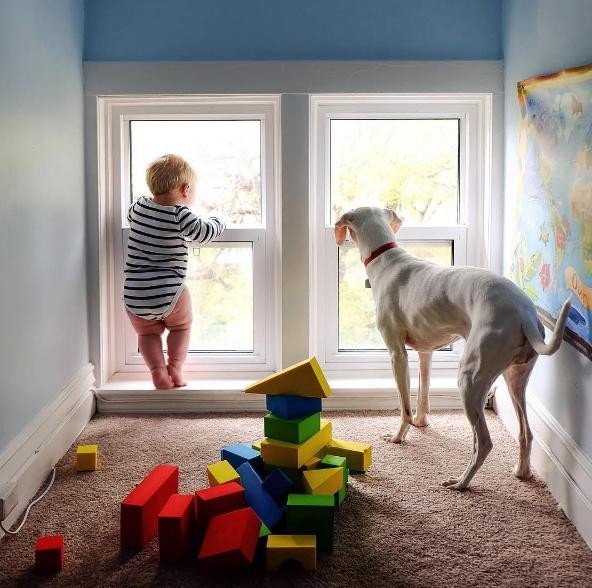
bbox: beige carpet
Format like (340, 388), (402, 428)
(1, 410), (591, 587)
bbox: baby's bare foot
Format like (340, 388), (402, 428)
(151, 367), (174, 390)
(167, 364), (187, 387)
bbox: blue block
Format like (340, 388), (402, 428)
(221, 443), (263, 471)
(237, 462), (284, 530)
(266, 395), (323, 420)
(262, 468), (294, 503)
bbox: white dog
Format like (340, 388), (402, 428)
(335, 207), (571, 490)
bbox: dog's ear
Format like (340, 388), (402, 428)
(385, 208), (403, 234)
(334, 211), (353, 245)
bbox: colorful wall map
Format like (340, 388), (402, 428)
(512, 63), (592, 360)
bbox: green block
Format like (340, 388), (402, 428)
(320, 455), (348, 505)
(264, 411), (321, 444)
(259, 522), (272, 538)
(335, 486), (346, 506)
(287, 494), (334, 508)
(286, 493), (335, 552)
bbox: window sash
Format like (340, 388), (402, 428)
(310, 94), (491, 373)
(118, 228), (268, 368)
(101, 96), (281, 377)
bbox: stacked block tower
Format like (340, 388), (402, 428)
(240, 356), (373, 564)
(117, 356), (372, 574)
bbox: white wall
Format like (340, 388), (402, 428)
(0, 1), (89, 453)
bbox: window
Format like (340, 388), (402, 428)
(99, 96), (280, 378)
(310, 95), (492, 372)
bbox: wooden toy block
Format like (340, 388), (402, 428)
(194, 481), (246, 530)
(323, 438), (372, 472)
(221, 443), (263, 471)
(158, 494), (195, 564)
(286, 494), (335, 552)
(207, 460), (240, 487)
(260, 419), (332, 469)
(266, 395), (323, 420)
(34, 535), (64, 574)
(320, 455), (348, 506)
(121, 464), (179, 551)
(262, 468), (294, 502)
(76, 444), (98, 472)
(267, 535), (317, 571)
(256, 522), (272, 562)
(302, 456), (322, 470)
(237, 462), (284, 530)
(244, 356), (332, 398)
(263, 463), (302, 489)
(264, 411), (321, 444)
(198, 507), (261, 568)
(302, 467), (344, 496)
(252, 439), (263, 451)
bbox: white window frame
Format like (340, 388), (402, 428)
(309, 94), (492, 375)
(97, 95), (281, 382)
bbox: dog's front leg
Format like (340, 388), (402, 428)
(413, 351), (432, 427)
(383, 346), (412, 443)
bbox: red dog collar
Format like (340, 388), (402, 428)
(363, 242), (398, 266)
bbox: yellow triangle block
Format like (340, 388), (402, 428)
(244, 356), (331, 398)
(260, 420), (332, 469)
(303, 467), (344, 495)
(207, 460), (240, 486)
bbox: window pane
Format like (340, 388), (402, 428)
(186, 244), (253, 352)
(130, 120), (261, 226)
(338, 241), (452, 351)
(330, 119), (459, 226)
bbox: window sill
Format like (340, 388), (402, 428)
(95, 374), (461, 413)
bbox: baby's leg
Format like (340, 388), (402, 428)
(127, 312), (174, 389)
(164, 290), (193, 387)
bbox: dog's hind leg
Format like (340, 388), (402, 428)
(503, 356), (537, 479)
(413, 351), (432, 427)
(443, 342), (496, 490)
(382, 344), (413, 443)
(442, 377), (493, 491)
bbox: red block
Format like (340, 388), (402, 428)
(35, 534), (64, 574)
(121, 464), (179, 550)
(194, 481), (245, 532)
(158, 494), (195, 564)
(198, 507), (261, 568)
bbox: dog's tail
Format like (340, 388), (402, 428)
(521, 298), (571, 356)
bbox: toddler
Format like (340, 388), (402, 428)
(124, 154), (225, 389)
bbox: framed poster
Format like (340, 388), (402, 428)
(513, 63), (592, 360)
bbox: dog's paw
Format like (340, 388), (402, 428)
(513, 464), (533, 480)
(382, 432), (404, 444)
(445, 482), (469, 491)
(412, 415), (429, 427)
(442, 478), (469, 491)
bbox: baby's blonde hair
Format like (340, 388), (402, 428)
(146, 154), (196, 195)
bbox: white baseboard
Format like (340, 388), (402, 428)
(0, 363), (96, 540)
(493, 380), (592, 549)
(96, 375), (462, 413)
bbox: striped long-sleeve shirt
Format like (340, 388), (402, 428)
(124, 196), (225, 320)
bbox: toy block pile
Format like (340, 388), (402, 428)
(115, 357), (371, 574)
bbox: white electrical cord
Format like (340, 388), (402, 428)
(0, 467), (56, 536)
